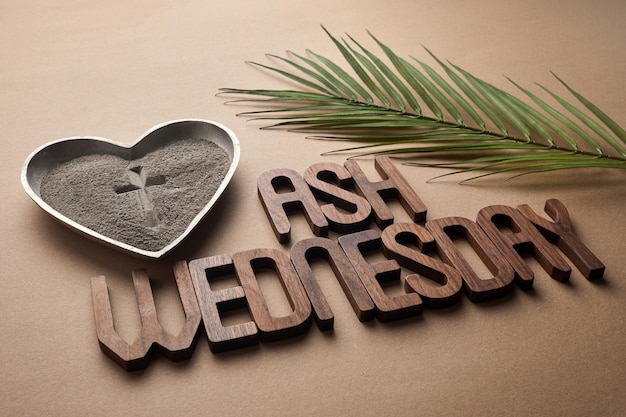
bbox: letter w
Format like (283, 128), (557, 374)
(90, 261), (201, 371)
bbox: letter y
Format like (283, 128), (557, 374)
(518, 199), (605, 280)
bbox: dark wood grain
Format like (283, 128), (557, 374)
(303, 162), (372, 233)
(518, 199), (605, 280)
(290, 237), (376, 330)
(426, 217), (515, 302)
(188, 254), (259, 353)
(232, 248), (312, 341)
(477, 205), (572, 286)
(257, 168), (329, 243)
(90, 261), (201, 371)
(381, 222), (462, 308)
(338, 229), (423, 321)
(344, 156), (427, 229)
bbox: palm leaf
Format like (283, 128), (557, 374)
(219, 27), (626, 182)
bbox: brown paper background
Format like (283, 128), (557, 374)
(2, 1), (625, 416)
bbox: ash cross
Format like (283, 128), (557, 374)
(114, 166), (166, 227)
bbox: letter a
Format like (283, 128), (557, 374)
(258, 168), (329, 243)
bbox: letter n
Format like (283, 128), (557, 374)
(290, 237), (376, 330)
(90, 261), (201, 371)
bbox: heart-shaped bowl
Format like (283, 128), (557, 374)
(21, 119), (240, 259)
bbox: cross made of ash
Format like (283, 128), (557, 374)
(114, 166), (166, 228)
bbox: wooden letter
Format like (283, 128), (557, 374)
(90, 261), (201, 371)
(338, 229), (423, 321)
(381, 223), (462, 308)
(290, 237), (376, 330)
(257, 168), (329, 243)
(344, 155), (427, 228)
(426, 217), (515, 302)
(303, 162), (372, 233)
(188, 254), (258, 353)
(477, 205), (571, 286)
(517, 199), (605, 280)
(232, 248), (312, 341)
